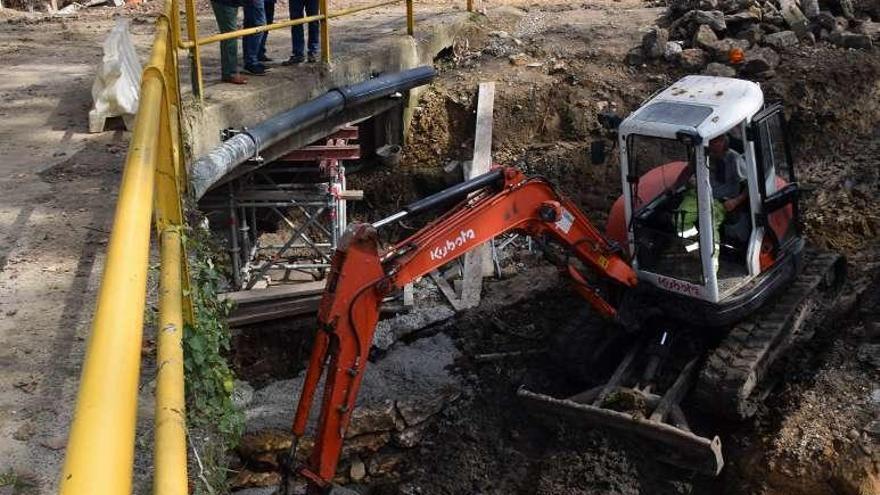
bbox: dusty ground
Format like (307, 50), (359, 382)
(0, 8), (158, 493)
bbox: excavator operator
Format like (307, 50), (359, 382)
(677, 134), (750, 271)
(707, 135), (748, 212)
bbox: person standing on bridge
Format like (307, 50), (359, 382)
(243, 0), (271, 75)
(258, 0), (276, 63)
(211, 0), (247, 84)
(283, 0), (319, 65)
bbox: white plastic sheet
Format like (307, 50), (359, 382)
(89, 18), (141, 133)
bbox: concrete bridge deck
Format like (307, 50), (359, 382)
(184, 6), (475, 162)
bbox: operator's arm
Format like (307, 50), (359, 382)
(723, 151), (748, 212)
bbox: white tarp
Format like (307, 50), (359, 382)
(89, 18), (141, 133)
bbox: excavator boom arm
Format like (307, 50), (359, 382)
(288, 167), (638, 491)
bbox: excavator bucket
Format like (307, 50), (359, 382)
(518, 350), (724, 476)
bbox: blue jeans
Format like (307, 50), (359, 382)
(260, 0), (275, 59)
(289, 0), (319, 57)
(243, 0), (267, 68)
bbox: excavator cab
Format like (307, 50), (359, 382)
(605, 75), (802, 326)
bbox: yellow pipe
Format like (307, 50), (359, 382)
(184, 14), (326, 47)
(467, 0), (473, 11)
(58, 18), (169, 495)
(59, 74), (162, 495)
(181, 0), (404, 49)
(183, 0), (203, 98)
(153, 229), (187, 495)
(319, 0), (330, 64)
(405, 0), (414, 36)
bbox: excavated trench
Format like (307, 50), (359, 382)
(224, 6), (880, 494)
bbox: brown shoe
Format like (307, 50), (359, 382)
(222, 74), (248, 85)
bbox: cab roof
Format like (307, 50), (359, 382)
(619, 75), (764, 141)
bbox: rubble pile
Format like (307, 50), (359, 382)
(230, 334), (463, 491)
(628, 0), (880, 77)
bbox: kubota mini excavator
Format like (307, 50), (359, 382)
(281, 76), (845, 493)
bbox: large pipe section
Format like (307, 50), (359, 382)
(190, 65), (436, 200)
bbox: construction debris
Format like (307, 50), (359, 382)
(238, 334), (462, 482)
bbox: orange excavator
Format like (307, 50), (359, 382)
(284, 166), (638, 491)
(281, 76), (845, 492)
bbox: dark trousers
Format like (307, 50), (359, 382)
(211, 1), (240, 78)
(261, 1), (275, 59)
(289, 0), (319, 57)
(242, 0), (267, 68)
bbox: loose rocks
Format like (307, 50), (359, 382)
(631, 0), (878, 74)
(681, 48), (710, 69)
(642, 27), (670, 59)
(704, 61), (738, 76)
(763, 30), (800, 49)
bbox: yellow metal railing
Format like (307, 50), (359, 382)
(176, 0), (475, 98)
(59, 0), (474, 493)
(58, 0), (192, 493)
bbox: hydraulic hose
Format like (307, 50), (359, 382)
(372, 168), (505, 228)
(190, 65), (436, 200)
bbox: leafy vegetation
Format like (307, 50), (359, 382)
(181, 219), (243, 494)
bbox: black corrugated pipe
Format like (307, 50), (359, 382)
(190, 65), (436, 199)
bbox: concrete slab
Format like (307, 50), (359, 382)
(181, 8), (476, 164)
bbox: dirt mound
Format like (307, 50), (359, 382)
(763, 47), (880, 154)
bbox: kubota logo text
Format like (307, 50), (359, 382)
(429, 229), (476, 261)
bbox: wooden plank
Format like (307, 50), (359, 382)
(337, 190), (364, 201)
(459, 82), (497, 307)
(219, 280), (326, 306)
(227, 295), (322, 326)
(472, 82), (495, 174)
(429, 270), (464, 311)
(475, 82), (497, 278)
(458, 247), (484, 309)
(403, 283), (414, 307)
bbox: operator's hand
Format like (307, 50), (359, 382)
(724, 192), (747, 212)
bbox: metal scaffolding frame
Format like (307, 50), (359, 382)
(208, 126), (360, 290)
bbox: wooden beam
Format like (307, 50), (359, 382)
(336, 190), (364, 201)
(219, 280), (326, 306)
(472, 82), (495, 173)
(430, 270), (465, 311)
(459, 82), (496, 308)
(226, 295), (322, 326)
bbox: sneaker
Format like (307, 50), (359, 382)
(243, 64), (270, 76)
(307, 52), (318, 63)
(283, 55), (305, 65)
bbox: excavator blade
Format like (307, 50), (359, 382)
(518, 387), (724, 475)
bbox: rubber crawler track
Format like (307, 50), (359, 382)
(694, 250), (845, 421)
